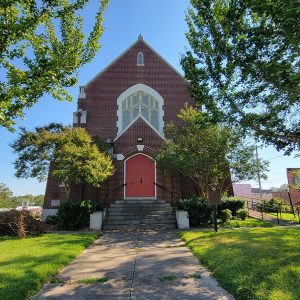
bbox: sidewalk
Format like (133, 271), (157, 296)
(32, 231), (233, 300)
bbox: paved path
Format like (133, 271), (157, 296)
(32, 231), (233, 300)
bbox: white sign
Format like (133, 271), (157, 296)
(51, 199), (60, 207)
(22, 201), (29, 209)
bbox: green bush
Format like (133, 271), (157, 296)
(218, 197), (245, 216)
(220, 209), (232, 223)
(177, 196), (214, 226)
(256, 198), (291, 213)
(57, 200), (97, 230)
(45, 215), (59, 225)
(236, 209), (247, 220)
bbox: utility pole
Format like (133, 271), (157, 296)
(256, 146), (263, 201)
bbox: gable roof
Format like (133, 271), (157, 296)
(84, 35), (187, 87)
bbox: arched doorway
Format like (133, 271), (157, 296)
(125, 154), (156, 198)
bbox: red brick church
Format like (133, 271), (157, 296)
(42, 35), (197, 226)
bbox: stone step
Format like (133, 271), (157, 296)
(104, 214), (175, 221)
(115, 199), (165, 204)
(110, 203), (170, 208)
(108, 207), (173, 212)
(102, 223), (176, 230)
(102, 198), (176, 230)
(104, 218), (176, 225)
(108, 210), (174, 216)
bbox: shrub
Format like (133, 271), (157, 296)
(45, 215), (59, 225)
(57, 200), (97, 230)
(218, 197), (245, 216)
(0, 210), (45, 237)
(236, 209), (247, 220)
(177, 196), (214, 226)
(256, 198), (291, 213)
(220, 209), (232, 223)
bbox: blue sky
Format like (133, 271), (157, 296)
(0, 0), (299, 196)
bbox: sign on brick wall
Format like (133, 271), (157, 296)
(51, 199), (60, 207)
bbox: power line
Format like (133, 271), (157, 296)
(266, 154), (285, 161)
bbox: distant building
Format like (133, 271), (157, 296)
(233, 168), (300, 206)
(233, 184), (272, 201)
(286, 168), (300, 205)
(232, 184), (251, 198)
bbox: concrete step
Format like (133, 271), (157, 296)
(108, 207), (173, 213)
(107, 211), (174, 219)
(110, 203), (171, 209)
(103, 198), (176, 230)
(115, 199), (165, 204)
(104, 218), (176, 225)
(104, 214), (175, 221)
(102, 223), (176, 230)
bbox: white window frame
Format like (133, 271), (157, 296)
(116, 84), (165, 139)
(137, 52), (144, 66)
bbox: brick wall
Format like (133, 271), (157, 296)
(43, 38), (197, 209)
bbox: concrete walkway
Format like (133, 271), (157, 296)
(32, 231), (233, 300)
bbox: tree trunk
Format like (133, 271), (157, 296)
(64, 183), (71, 201)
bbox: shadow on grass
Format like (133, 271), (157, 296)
(180, 227), (300, 300)
(0, 234), (97, 300)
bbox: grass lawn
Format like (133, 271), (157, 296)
(0, 233), (97, 300)
(267, 212), (300, 224)
(219, 218), (274, 228)
(180, 227), (300, 300)
(193, 217), (274, 230)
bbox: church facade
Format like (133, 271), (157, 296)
(42, 36), (197, 218)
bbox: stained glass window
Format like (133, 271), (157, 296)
(122, 91), (159, 130)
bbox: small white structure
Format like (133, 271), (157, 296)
(90, 211), (103, 230)
(176, 210), (189, 229)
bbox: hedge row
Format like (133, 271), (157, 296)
(177, 196), (246, 226)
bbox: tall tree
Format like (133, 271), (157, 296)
(0, 0), (108, 130)
(0, 183), (13, 208)
(11, 124), (114, 200)
(156, 107), (268, 198)
(181, 0), (300, 154)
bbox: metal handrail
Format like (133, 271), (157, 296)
(154, 182), (180, 208)
(104, 183), (126, 220)
(246, 200), (300, 224)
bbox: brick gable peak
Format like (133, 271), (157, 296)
(114, 116), (166, 143)
(84, 35), (187, 88)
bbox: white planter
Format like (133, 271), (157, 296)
(176, 210), (189, 229)
(90, 211), (103, 230)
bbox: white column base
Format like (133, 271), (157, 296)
(176, 210), (189, 229)
(90, 211), (103, 230)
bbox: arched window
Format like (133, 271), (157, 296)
(116, 84), (165, 138)
(137, 52), (144, 65)
(122, 91), (159, 130)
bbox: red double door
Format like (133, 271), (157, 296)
(125, 154), (155, 197)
